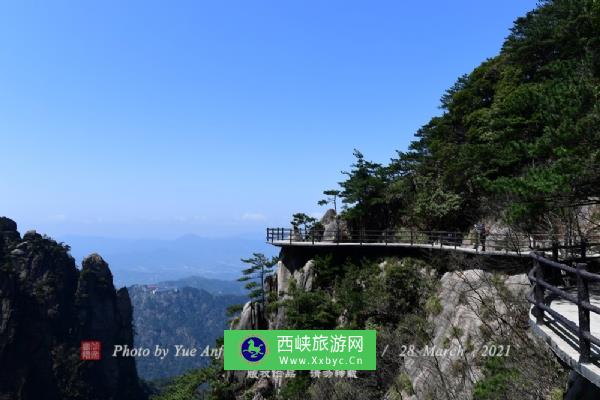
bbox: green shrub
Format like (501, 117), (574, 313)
(425, 295), (443, 316)
(312, 254), (344, 289)
(473, 357), (519, 400)
(282, 281), (340, 329)
(277, 372), (311, 400)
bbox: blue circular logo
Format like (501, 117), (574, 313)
(241, 336), (266, 362)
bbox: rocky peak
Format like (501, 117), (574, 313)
(320, 209), (337, 225)
(22, 230), (42, 241)
(0, 216), (20, 248)
(0, 218), (146, 400)
(83, 253), (109, 270)
(0, 217), (17, 232)
(318, 209), (350, 242)
(82, 253), (114, 281)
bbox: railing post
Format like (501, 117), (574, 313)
(548, 240), (562, 285)
(311, 229), (314, 245)
(384, 230), (388, 245)
(576, 262), (591, 363)
(581, 239), (587, 262)
(410, 230), (413, 245)
(532, 254), (545, 324)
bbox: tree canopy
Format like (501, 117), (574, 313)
(329, 0), (600, 232)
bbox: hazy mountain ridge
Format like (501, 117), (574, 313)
(61, 234), (277, 286)
(156, 275), (246, 295)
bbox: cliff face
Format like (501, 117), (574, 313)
(0, 217), (145, 400)
(230, 245), (570, 400)
(393, 269), (535, 399)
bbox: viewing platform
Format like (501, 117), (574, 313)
(266, 227), (600, 260)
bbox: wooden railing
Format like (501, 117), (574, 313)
(267, 227), (600, 257)
(528, 251), (600, 362)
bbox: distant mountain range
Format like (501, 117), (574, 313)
(129, 283), (246, 380)
(157, 275), (246, 296)
(60, 234), (278, 287)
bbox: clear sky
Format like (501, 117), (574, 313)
(0, 0), (539, 239)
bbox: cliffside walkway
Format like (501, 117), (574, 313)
(528, 251), (600, 388)
(267, 227), (600, 259)
(267, 227), (600, 387)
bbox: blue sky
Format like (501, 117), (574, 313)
(0, 0), (539, 239)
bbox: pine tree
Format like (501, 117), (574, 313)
(291, 213), (317, 232)
(318, 190), (341, 214)
(238, 253), (278, 312)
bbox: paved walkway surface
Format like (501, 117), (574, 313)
(529, 288), (600, 388)
(269, 239), (531, 258)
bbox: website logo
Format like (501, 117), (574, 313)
(225, 330), (376, 370)
(241, 336), (266, 362)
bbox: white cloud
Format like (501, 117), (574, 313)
(241, 212), (267, 221)
(47, 214), (67, 222)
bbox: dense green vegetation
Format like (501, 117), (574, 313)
(325, 0), (600, 233)
(277, 256), (436, 399)
(281, 256), (433, 332)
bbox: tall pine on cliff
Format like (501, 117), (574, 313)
(337, 0), (600, 232)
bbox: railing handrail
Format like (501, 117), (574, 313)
(529, 252), (600, 363)
(267, 227), (600, 238)
(266, 227), (600, 257)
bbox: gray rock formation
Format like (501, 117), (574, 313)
(0, 217), (146, 400)
(395, 270), (531, 400)
(271, 258), (315, 329)
(234, 301), (266, 330)
(276, 259), (314, 296)
(320, 209), (350, 242)
(0, 216), (20, 250)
